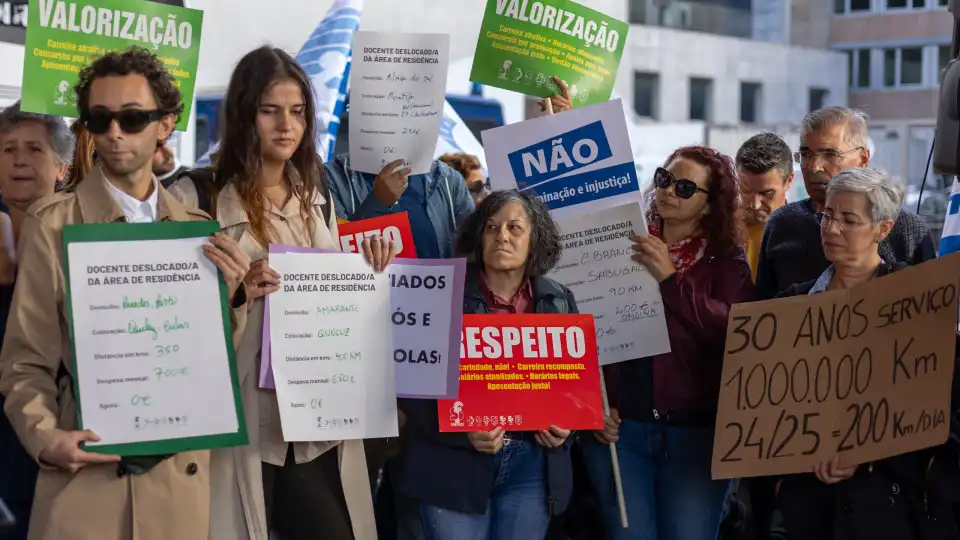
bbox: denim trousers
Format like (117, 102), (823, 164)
(419, 439), (550, 540)
(581, 419), (727, 540)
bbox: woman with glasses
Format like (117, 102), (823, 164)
(166, 47), (394, 540)
(749, 167), (960, 540)
(581, 146), (755, 540)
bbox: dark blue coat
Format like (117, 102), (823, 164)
(393, 265), (577, 515)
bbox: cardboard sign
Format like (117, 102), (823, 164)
(482, 99), (639, 216)
(712, 255), (960, 480)
(469, 0), (627, 108)
(337, 213), (418, 259)
(438, 314), (604, 432)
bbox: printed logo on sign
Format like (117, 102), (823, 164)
(507, 121), (612, 190)
(450, 401), (464, 427)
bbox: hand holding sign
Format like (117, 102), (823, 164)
(630, 235), (676, 283)
(469, 426), (505, 455)
(245, 259), (282, 301)
(539, 77), (573, 114)
(202, 233), (252, 303)
(374, 159), (413, 207)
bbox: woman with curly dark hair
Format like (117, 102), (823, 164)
(393, 190), (578, 540)
(581, 146), (755, 540)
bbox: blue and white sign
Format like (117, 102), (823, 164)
(483, 99), (639, 214)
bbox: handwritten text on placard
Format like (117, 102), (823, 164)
(711, 255), (960, 479)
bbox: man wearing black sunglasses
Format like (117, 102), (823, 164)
(0, 48), (251, 540)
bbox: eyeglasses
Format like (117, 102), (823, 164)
(816, 212), (867, 233)
(654, 167), (710, 199)
(81, 108), (167, 135)
(794, 147), (862, 166)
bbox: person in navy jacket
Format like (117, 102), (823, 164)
(394, 190), (578, 540)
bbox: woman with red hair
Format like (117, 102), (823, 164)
(581, 146), (755, 540)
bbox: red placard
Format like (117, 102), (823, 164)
(337, 213), (418, 259)
(438, 314), (604, 432)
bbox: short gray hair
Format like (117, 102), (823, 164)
(0, 101), (75, 165)
(801, 106), (869, 150)
(827, 167), (903, 223)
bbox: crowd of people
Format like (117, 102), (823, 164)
(0, 43), (959, 540)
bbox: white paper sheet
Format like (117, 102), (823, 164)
(67, 237), (240, 446)
(548, 202), (672, 365)
(349, 31), (451, 175)
(268, 252), (398, 441)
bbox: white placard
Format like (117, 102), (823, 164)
(67, 237), (240, 446)
(482, 99), (641, 219)
(268, 252), (398, 441)
(349, 31), (451, 175)
(549, 202), (671, 365)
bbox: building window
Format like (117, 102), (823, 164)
(848, 49), (871, 89)
(836, 0), (873, 13)
(633, 71), (659, 119)
(885, 0), (928, 8)
(886, 0), (907, 7)
(940, 44), (952, 77)
(883, 47), (924, 87)
(740, 82), (762, 123)
(901, 47), (923, 84)
(809, 88), (829, 112)
(689, 77), (713, 121)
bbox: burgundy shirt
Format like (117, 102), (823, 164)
(478, 271), (534, 314)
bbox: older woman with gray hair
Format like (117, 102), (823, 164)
(753, 168), (960, 540)
(394, 189), (578, 540)
(0, 100), (74, 540)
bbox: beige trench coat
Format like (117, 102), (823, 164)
(0, 169), (248, 540)
(167, 178), (377, 540)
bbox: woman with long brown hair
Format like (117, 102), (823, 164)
(167, 46), (394, 540)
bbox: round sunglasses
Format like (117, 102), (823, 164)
(81, 108), (167, 135)
(654, 167), (711, 199)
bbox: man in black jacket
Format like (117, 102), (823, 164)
(755, 107), (936, 301)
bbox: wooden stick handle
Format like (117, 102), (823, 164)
(599, 368), (628, 528)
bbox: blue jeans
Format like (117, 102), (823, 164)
(419, 439), (550, 540)
(581, 419), (727, 540)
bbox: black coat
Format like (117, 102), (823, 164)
(392, 265), (578, 516)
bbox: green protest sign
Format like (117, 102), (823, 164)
(21, 0), (203, 131)
(470, 0), (627, 108)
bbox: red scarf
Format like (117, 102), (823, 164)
(648, 220), (707, 275)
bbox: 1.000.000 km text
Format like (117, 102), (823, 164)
(723, 347), (874, 411)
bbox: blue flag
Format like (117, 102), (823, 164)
(940, 178), (960, 255)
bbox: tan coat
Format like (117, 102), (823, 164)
(0, 168), (248, 540)
(167, 177), (377, 540)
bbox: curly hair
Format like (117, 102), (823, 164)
(74, 47), (184, 122)
(455, 190), (562, 277)
(214, 46), (326, 248)
(439, 153), (482, 179)
(645, 145), (745, 255)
